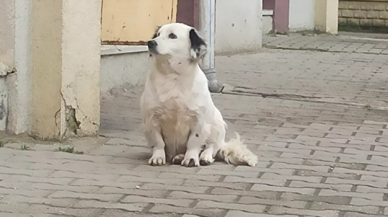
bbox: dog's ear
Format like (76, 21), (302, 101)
(189, 29), (207, 59)
(152, 26), (161, 39)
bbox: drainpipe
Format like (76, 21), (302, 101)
(198, 0), (223, 93)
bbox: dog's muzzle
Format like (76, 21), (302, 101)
(147, 40), (157, 53)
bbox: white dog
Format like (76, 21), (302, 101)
(140, 23), (258, 167)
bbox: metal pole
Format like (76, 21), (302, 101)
(199, 0), (223, 93)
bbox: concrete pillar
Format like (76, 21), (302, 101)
(30, 0), (101, 140)
(198, 0), (223, 93)
(6, 0), (32, 134)
(315, 0), (339, 34)
(0, 0), (14, 131)
(0, 0), (32, 133)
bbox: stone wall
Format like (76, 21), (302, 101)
(339, 0), (388, 27)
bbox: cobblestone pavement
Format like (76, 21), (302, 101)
(264, 32), (388, 55)
(2, 33), (388, 217)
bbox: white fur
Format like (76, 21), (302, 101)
(140, 23), (258, 167)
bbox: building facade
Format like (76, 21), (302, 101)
(0, 0), (263, 140)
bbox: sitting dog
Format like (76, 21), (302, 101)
(140, 23), (258, 167)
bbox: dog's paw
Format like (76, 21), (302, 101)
(199, 150), (215, 166)
(172, 154), (185, 165)
(148, 151), (166, 166)
(181, 157), (200, 167)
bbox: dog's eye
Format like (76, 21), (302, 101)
(157, 33), (160, 37)
(168, 33), (177, 39)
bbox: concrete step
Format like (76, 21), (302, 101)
(263, 9), (273, 35)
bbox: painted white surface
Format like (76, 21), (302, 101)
(6, 0), (32, 133)
(0, 0), (15, 76)
(0, 0), (14, 130)
(315, 0), (338, 34)
(215, 0), (262, 53)
(289, 0), (315, 31)
(262, 11), (273, 35)
(100, 49), (149, 95)
(0, 0), (32, 132)
(61, 0), (101, 135)
(198, 0), (215, 70)
(0, 78), (7, 130)
(263, 9), (273, 16)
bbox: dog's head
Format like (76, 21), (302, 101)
(147, 23), (207, 61)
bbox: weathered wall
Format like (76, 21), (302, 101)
(289, 0), (316, 31)
(100, 47), (149, 95)
(339, 0), (388, 27)
(31, 0), (63, 138)
(31, 0), (101, 139)
(7, 0), (32, 134)
(0, 79), (7, 130)
(0, 0), (32, 133)
(0, 0), (14, 131)
(61, 0), (101, 136)
(0, 0), (15, 76)
(215, 0), (262, 54)
(315, 0), (339, 34)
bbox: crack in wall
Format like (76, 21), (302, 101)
(0, 67), (16, 78)
(56, 91), (81, 139)
(0, 97), (5, 121)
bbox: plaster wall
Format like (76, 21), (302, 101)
(215, 0), (263, 54)
(289, 0), (315, 31)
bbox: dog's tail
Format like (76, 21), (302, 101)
(217, 133), (258, 167)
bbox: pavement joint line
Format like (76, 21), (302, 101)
(222, 91), (388, 111)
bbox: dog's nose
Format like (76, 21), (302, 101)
(147, 40), (157, 49)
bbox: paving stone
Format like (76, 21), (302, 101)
(26, 204), (103, 216)
(343, 212), (383, 217)
(310, 201), (379, 215)
(225, 211), (298, 217)
(239, 196), (307, 209)
(121, 195), (193, 207)
(251, 184), (316, 195)
(281, 193), (351, 205)
(195, 200), (266, 213)
(269, 206), (339, 217)
(73, 201), (148, 212)
(168, 191), (237, 203)
(3, 33), (388, 217)
(48, 191), (122, 202)
(102, 210), (179, 217)
(97, 186), (168, 197)
(288, 180), (352, 191)
(319, 190), (384, 201)
(149, 204), (224, 216)
(141, 183), (209, 194)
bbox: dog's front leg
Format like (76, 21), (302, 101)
(145, 126), (166, 166)
(181, 124), (209, 167)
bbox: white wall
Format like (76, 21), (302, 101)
(100, 46), (149, 95)
(0, 79), (7, 130)
(0, 0), (32, 132)
(215, 0), (262, 54)
(8, 0), (32, 134)
(0, 0), (15, 131)
(0, 0), (15, 76)
(289, 0), (315, 31)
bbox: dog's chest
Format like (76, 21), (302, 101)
(154, 98), (197, 126)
